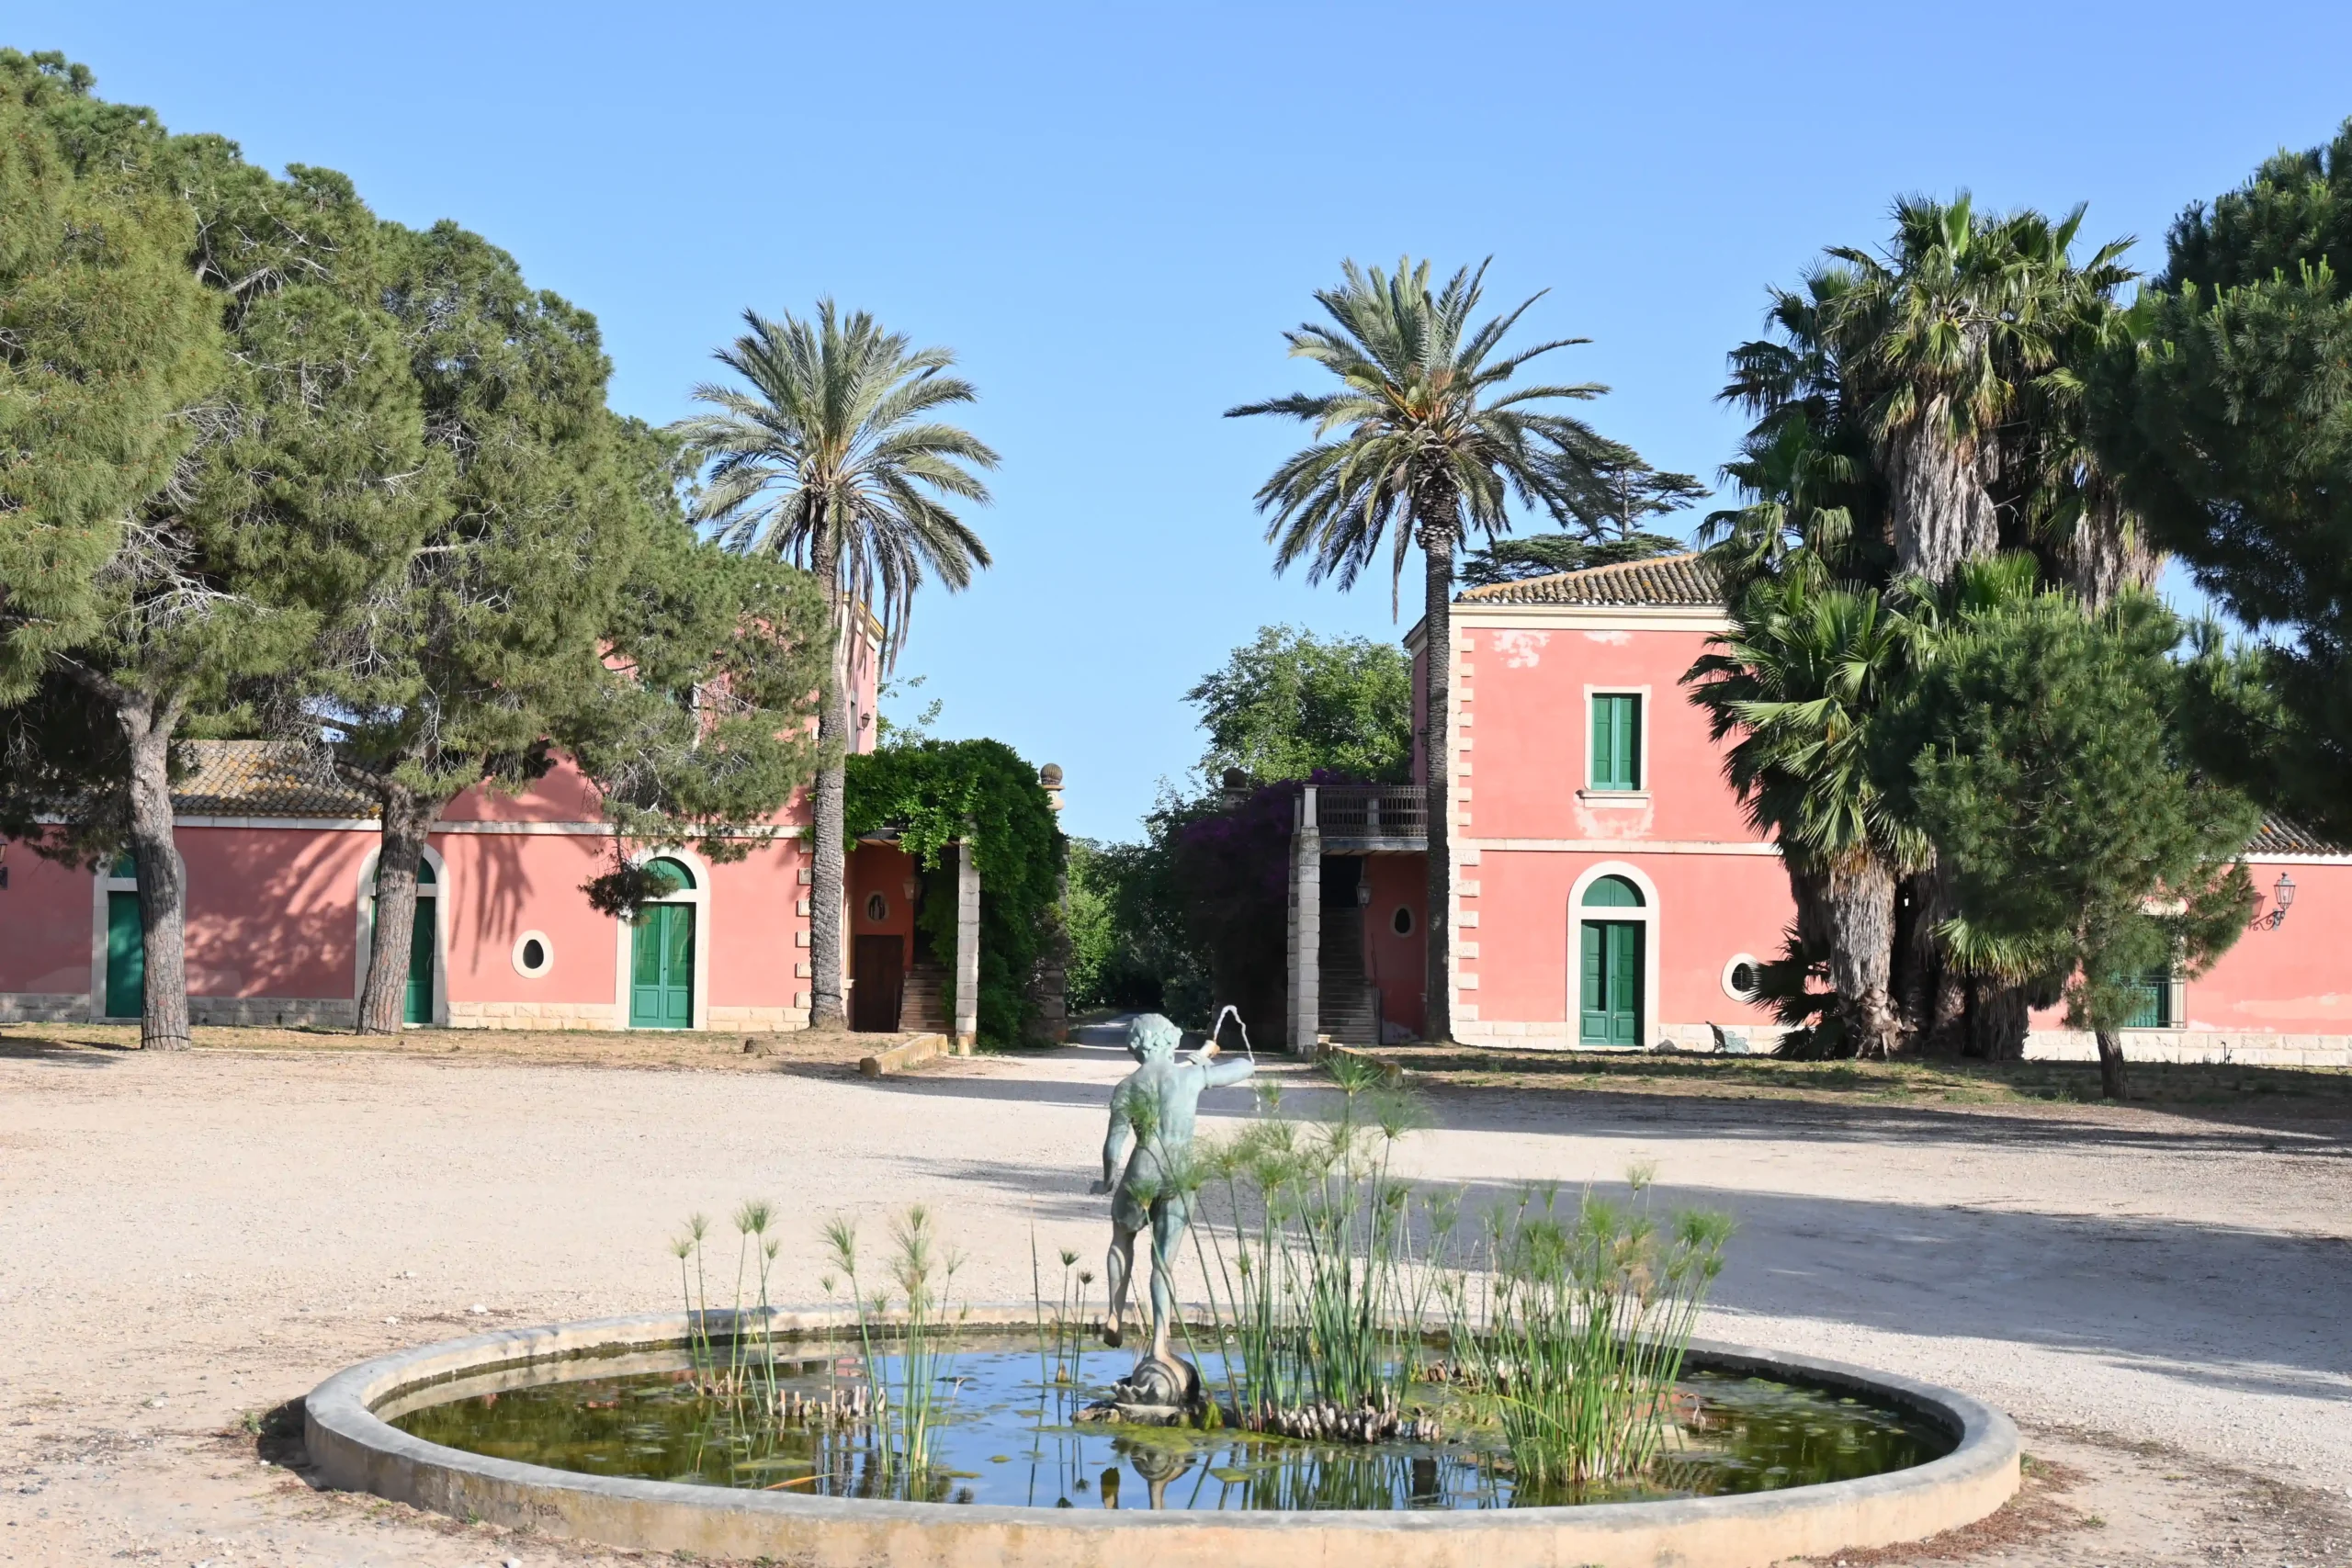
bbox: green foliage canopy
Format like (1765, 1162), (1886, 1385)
(1184, 625), (1412, 785)
(843, 739), (1063, 1044)
(2105, 118), (2352, 843)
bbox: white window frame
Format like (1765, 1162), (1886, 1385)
(1579, 684), (1653, 806)
(611, 848), (711, 1032)
(354, 844), (450, 1027)
(1566, 860), (1662, 1050)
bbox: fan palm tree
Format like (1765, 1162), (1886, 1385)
(673, 303), (998, 1029)
(1824, 196), (2132, 585)
(1228, 258), (1633, 1043)
(1686, 575), (1930, 1057)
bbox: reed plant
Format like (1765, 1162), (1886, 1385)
(820, 1204), (969, 1486)
(1440, 1164), (1733, 1495)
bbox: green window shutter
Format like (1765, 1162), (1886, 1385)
(1591, 694), (1641, 790)
(1579, 921), (1608, 1043)
(1608, 922), (1642, 1046)
(2121, 967), (2173, 1028)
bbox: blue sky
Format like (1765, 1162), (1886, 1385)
(17, 2), (2352, 839)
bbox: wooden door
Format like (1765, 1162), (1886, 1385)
(1579, 920), (1642, 1047)
(106, 891), (142, 1018)
(629, 904), (695, 1029)
(853, 934), (905, 1032)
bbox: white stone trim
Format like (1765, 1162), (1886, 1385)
(610, 849), (710, 1032)
(1464, 838), (1781, 855)
(164, 816), (807, 839)
(1566, 861), (1664, 1050)
(354, 844), (449, 1027)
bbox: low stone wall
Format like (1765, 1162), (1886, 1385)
(1456, 1019), (2352, 1066)
(0, 992), (88, 1023)
(2024, 1030), (2352, 1068)
(306, 1308), (2020, 1568)
(190, 996), (357, 1029)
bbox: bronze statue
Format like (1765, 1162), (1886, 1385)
(1089, 1012), (1252, 1409)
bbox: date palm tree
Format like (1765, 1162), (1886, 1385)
(1228, 258), (1631, 1043)
(673, 303), (997, 1029)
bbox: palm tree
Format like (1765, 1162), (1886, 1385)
(1228, 258), (1632, 1043)
(1685, 575), (1929, 1057)
(1824, 196), (2132, 585)
(673, 303), (998, 1029)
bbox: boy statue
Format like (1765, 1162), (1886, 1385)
(1089, 1012), (1253, 1403)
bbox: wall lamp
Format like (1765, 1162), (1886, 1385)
(2262, 870), (2297, 931)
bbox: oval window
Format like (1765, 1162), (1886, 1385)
(865, 892), (888, 922)
(513, 931), (554, 978)
(1391, 905), (1415, 937)
(1722, 953), (1762, 1001)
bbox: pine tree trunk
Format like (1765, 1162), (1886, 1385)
(357, 784), (432, 1034)
(2094, 1027), (2129, 1100)
(117, 692), (191, 1051)
(1419, 521), (1456, 1045)
(1881, 406), (2000, 583)
(807, 539), (849, 1030)
(1824, 854), (1899, 1058)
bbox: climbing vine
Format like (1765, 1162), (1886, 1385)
(844, 739), (1064, 1044)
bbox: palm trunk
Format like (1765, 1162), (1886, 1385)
(2063, 490), (2162, 610)
(117, 690), (191, 1051)
(807, 540), (848, 1030)
(2093, 1027), (2129, 1100)
(1881, 405), (2000, 584)
(1823, 854), (1898, 1058)
(358, 784), (433, 1033)
(1964, 978), (2030, 1061)
(1419, 521), (1456, 1044)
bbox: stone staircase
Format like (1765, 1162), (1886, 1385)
(1317, 906), (1382, 1046)
(899, 958), (951, 1033)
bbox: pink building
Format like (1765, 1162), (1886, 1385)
(1283, 555), (2352, 1066)
(0, 635), (1003, 1042)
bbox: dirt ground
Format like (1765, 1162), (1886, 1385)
(3, 1025), (2348, 1567)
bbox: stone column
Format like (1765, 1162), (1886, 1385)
(953, 838), (981, 1054)
(1286, 786), (1322, 1055)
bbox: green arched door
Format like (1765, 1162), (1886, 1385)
(1577, 874), (1645, 1048)
(106, 857), (142, 1019)
(369, 859), (437, 1025)
(628, 859), (695, 1030)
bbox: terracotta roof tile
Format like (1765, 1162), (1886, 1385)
(2247, 816), (2344, 857)
(173, 741), (375, 818)
(1456, 551), (1724, 607)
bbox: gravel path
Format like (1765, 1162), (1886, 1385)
(3, 1035), (2347, 1566)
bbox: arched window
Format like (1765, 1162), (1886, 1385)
(626, 856), (700, 1029)
(1582, 874), (1644, 908)
(645, 855), (695, 893)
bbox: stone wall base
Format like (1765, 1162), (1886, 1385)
(191, 996), (356, 1029)
(708, 1006), (811, 1032)
(446, 1001), (622, 1031)
(2023, 1029), (2352, 1068)
(1452, 1018), (2352, 1066)
(0, 992), (88, 1023)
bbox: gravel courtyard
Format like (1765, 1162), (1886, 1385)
(3, 1032), (2348, 1567)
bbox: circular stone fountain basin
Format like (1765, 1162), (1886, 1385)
(305, 1307), (2018, 1568)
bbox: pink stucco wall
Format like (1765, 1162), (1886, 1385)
(0, 841), (103, 995)
(1360, 854), (1427, 1036)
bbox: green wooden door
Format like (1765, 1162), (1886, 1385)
(629, 903), (695, 1029)
(403, 897), (435, 1025)
(106, 890), (143, 1018)
(1578, 920), (1642, 1046)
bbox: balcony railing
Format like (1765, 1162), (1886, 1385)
(1310, 784), (1428, 842)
